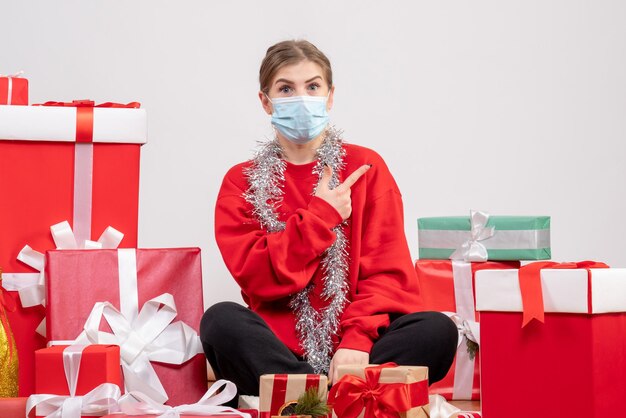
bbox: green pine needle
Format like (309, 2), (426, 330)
(291, 387), (330, 417)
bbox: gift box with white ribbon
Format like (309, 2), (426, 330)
(418, 211), (550, 261)
(475, 262), (626, 418)
(0, 73), (28, 105)
(415, 259), (518, 400)
(45, 247), (206, 407)
(28, 344), (122, 418)
(0, 101), (146, 396)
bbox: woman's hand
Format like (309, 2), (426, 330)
(328, 348), (370, 385)
(315, 164), (371, 220)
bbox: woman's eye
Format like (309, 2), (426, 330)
(308, 83), (320, 91)
(279, 85), (293, 94)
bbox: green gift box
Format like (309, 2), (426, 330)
(418, 211), (551, 261)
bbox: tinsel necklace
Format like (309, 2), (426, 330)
(243, 126), (350, 374)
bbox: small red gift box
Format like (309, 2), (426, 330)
(475, 262), (626, 418)
(0, 74), (28, 105)
(35, 345), (122, 395)
(415, 259), (518, 400)
(30, 344), (122, 418)
(45, 247), (206, 407)
(0, 101), (146, 396)
(259, 374), (327, 418)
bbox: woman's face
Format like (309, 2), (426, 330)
(260, 60), (334, 115)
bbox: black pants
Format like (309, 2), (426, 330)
(200, 301), (458, 397)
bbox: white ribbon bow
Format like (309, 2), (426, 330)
(447, 313), (480, 347)
(428, 394), (481, 418)
(72, 293), (203, 404)
(1, 220), (123, 336)
(26, 345), (122, 418)
(450, 210), (495, 262)
(118, 380), (251, 418)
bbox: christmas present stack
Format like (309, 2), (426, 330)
(415, 210), (551, 401)
(0, 77), (213, 415)
(475, 261), (626, 418)
(0, 96), (146, 396)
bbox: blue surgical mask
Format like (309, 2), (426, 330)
(268, 94), (330, 144)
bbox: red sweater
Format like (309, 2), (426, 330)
(214, 143), (423, 355)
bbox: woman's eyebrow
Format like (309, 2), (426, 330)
(274, 78), (294, 85)
(274, 75), (322, 85)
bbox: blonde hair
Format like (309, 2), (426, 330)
(259, 40), (333, 94)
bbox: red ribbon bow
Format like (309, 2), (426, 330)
(328, 363), (429, 418)
(519, 260), (610, 327)
(34, 100), (141, 143)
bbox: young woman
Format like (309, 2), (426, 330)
(201, 40), (458, 397)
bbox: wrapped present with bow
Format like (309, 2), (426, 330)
(0, 71), (28, 105)
(0, 99), (146, 396)
(415, 259), (518, 400)
(27, 344), (122, 418)
(45, 247), (207, 406)
(475, 261), (626, 418)
(418, 210), (550, 261)
(259, 374), (327, 418)
(328, 363), (429, 418)
(100, 379), (255, 418)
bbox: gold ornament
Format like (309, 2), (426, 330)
(0, 268), (19, 397)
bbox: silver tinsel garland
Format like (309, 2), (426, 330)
(243, 126), (350, 374)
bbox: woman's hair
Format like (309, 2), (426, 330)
(259, 40), (333, 94)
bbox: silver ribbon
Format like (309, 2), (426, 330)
(118, 380), (251, 418)
(450, 210), (495, 262)
(26, 344), (122, 418)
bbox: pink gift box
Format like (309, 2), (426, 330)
(45, 247), (207, 406)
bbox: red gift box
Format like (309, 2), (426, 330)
(0, 397), (34, 418)
(415, 259), (519, 400)
(475, 263), (626, 418)
(0, 102), (146, 396)
(45, 247), (206, 407)
(0, 74), (28, 105)
(30, 344), (122, 418)
(35, 345), (122, 395)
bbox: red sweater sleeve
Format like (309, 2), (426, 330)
(337, 159), (422, 353)
(215, 164), (344, 302)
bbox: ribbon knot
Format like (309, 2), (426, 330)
(71, 292), (203, 403)
(450, 210), (495, 262)
(117, 380), (251, 418)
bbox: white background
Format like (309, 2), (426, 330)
(4, 1), (625, 309)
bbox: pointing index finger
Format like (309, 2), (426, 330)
(337, 164), (371, 191)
